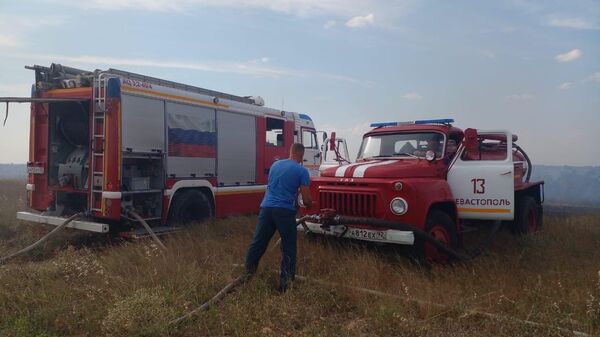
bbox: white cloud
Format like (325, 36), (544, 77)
(4, 52), (368, 85)
(0, 34), (19, 48)
(589, 72), (600, 82)
(47, 0), (180, 11)
(547, 17), (599, 30)
(324, 20), (336, 29)
(345, 13), (375, 28)
(49, 0), (411, 23)
(402, 92), (422, 100)
(505, 93), (533, 102)
(555, 49), (582, 63)
(558, 82), (573, 90)
(0, 15), (66, 49)
(249, 57), (270, 63)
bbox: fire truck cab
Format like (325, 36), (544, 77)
(299, 119), (544, 262)
(12, 64), (321, 234)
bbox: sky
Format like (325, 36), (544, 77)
(0, 0), (598, 165)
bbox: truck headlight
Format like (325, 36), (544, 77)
(390, 197), (408, 215)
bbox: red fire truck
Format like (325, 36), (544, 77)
(299, 119), (544, 262)
(9, 64), (322, 234)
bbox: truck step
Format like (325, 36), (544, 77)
(119, 226), (184, 239)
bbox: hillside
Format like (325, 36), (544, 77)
(0, 164), (26, 180)
(531, 165), (600, 206)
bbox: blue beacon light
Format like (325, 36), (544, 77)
(370, 119), (454, 128)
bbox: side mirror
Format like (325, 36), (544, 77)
(322, 132), (328, 142)
(329, 132), (337, 151)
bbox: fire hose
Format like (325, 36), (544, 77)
(0, 211), (86, 265)
(124, 210), (168, 251)
(169, 213), (502, 326)
(0, 209), (167, 266)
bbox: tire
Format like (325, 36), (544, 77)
(415, 210), (459, 264)
(168, 189), (214, 225)
(511, 196), (541, 235)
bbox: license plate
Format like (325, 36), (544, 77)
(346, 228), (387, 241)
(27, 166), (44, 174)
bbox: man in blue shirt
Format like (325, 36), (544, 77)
(244, 143), (313, 292)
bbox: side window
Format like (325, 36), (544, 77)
(266, 118), (284, 147)
(462, 139), (508, 161)
(302, 129), (318, 149)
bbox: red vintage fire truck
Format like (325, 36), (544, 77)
(299, 119), (544, 262)
(9, 64), (322, 234)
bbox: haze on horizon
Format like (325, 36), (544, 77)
(0, 0), (598, 165)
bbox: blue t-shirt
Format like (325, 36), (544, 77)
(261, 159), (310, 211)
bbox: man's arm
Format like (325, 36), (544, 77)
(299, 185), (312, 208)
(299, 167), (312, 208)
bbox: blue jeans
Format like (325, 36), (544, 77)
(244, 207), (297, 289)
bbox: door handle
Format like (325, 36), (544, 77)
(500, 170), (512, 175)
(303, 159), (308, 162)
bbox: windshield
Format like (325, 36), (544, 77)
(357, 132), (445, 160)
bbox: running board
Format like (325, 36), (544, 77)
(16, 211), (110, 233)
(119, 226), (183, 239)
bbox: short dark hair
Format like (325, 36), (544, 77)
(290, 143), (305, 155)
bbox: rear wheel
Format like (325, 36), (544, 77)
(511, 196), (541, 235)
(168, 189), (214, 225)
(416, 210), (459, 264)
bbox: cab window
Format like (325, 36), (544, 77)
(266, 118), (284, 147)
(462, 139), (508, 161)
(302, 129), (318, 149)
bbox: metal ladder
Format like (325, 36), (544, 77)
(89, 73), (108, 213)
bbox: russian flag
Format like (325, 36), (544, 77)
(168, 128), (216, 158)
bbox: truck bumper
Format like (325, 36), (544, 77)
(298, 221), (415, 245)
(16, 211), (110, 233)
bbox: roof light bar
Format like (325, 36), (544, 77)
(370, 118), (454, 128)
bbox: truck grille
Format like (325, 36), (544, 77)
(319, 191), (377, 217)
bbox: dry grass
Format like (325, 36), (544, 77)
(0, 179), (599, 336)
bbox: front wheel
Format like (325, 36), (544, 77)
(415, 210), (459, 264)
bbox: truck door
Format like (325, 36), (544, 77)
(264, 117), (290, 176)
(319, 138), (350, 173)
(301, 127), (320, 176)
(447, 130), (515, 220)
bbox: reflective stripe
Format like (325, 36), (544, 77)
(352, 160), (397, 178)
(457, 208), (511, 213)
(335, 162), (370, 177)
(215, 185), (267, 196)
(102, 191), (122, 199)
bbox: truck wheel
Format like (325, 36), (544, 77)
(168, 189), (214, 225)
(511, 196), (540, 235)
(417, 210), (459, 264)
